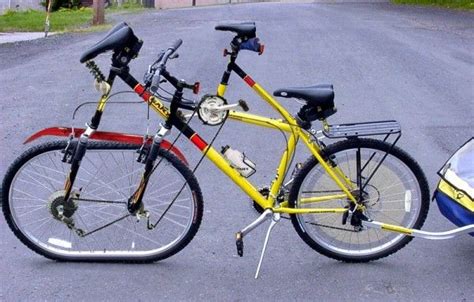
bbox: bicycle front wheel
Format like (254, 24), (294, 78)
(289, 138), (429, 262)
(2, 141), (203, 262)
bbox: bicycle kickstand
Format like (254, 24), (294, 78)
(234, 209), (281, 278)
(254, 212), (280, 279)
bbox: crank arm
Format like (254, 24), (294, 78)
(184, 103), (243, 118)
(204, 99), (249, 113)
(235, 209), (273, 257)
(202, 103), (240, 112)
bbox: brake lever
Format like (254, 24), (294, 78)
(156, 50), (165, 61)
(143, 66), (154, 87)
(169, 53), (179, 60)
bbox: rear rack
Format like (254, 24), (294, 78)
(323, 120), (401, 138)
(320, 120), (402, 195)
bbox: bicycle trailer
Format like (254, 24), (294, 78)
(435, 138), (474, 234)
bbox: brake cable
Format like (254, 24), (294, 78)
(73, 87), (215, 235)
(147, 118), (226, 230)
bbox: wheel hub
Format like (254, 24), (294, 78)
(48, 190), (79, 220)
(360, 184), (381, 209)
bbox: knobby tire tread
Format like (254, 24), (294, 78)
(2, 140), (203, 263)
(288, 138), (430, 262)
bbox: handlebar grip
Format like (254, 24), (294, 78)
(149, 39), (183, 94)
(169, 39), (183, 52)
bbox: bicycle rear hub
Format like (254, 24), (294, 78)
(48, 190), (79, 221)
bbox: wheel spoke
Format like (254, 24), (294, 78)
(292, 141), (427, 260)
(5, 142), (202, 260)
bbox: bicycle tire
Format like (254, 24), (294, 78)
(289, 138), (429, 262)
(2, 140), (203, 262)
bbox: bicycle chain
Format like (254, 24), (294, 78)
(60, 198), (129, 237)
(278, 215), (358, 233)
(72, 198), (126, 205)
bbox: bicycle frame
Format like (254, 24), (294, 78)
(60, 54), (474, 241)
(7, 23), (474, 270)
(112, 58), (357, 215)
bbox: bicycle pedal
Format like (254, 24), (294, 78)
(238, 99), (249, 112)
(235, 232), (244, 257)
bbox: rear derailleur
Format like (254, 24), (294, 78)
(342, 202), (370, 232)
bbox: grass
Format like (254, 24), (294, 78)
(0, 1), (145, 33)
(392, 0), (474, 9)
(0, 8), (93, 32)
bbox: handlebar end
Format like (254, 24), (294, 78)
(170, 39), (183, 52)
(193, 82), (200, 95)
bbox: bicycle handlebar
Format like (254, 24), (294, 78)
(150, 39), (183, 94)
(169, 39), (183, 53)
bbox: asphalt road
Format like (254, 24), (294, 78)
(1, 2), (473, 301)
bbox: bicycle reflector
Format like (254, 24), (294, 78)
(193, 82), (200, 94)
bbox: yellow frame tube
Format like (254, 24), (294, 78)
(300, 132), (358, 204)
(228, 111), (292, 132)
(269, 132), (297, 203)
(201, 146), (273, 209)
(216, 79), (357, 213)
(300, 194), (348, 204)
(134, 77), (356, 215)
(96, 90), (112, 112)
(274, 207), (347, 214)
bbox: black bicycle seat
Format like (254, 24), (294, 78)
(274, 84), (334, 107)
(215, 22), (256, 39)
(80, 22), (137, 63)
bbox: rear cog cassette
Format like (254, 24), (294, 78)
(48, 190), (79, 221)
(197, 95), (228, 126)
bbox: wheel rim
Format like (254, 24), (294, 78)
(296, 146), (422, 257)
(8, 147), (197, 259)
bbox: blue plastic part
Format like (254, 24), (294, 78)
(240, 38), (261, 53)
(435, 190), (474, 236)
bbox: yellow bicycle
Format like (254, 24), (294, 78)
(3, 22), (441, 277)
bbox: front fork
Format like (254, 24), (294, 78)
(127, 125), (170, 213)
(62, 125), (96, 201)
(62, 90), (109, 202)
(127, 85), (183, 213)
(62, 63), (114, 201)
(62, 121), (171, 215)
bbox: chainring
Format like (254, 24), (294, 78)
(197, 94), (228, 126)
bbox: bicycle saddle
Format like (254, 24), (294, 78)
(215, 22), (256, 39)
(274, 84), (334, 107)
(80, 22), (138, 63)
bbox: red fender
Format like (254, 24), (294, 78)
(24, 127), (189, 166)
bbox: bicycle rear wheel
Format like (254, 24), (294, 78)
(289, 138), (429, 262)
(2, 141), (203, 262)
